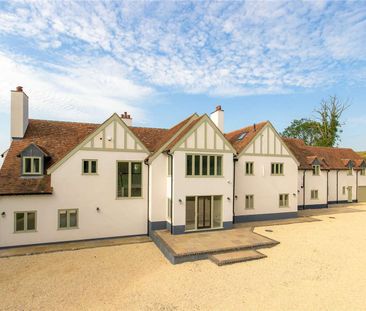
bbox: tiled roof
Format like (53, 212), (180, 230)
(130, 127), (169, 152)
(225, 121), (269, 154)
(0, 119), (99, 195)
(283, 137), (365, 170)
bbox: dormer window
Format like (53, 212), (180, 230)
(312, 165), (320, 176)
(23, 157), (42, 175)
(18, 143), (48, 177)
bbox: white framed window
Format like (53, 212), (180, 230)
(312, 165), (320, 176)
(271, 163), (284, 176)
(245, 195), (254, 209)
(14, 211), (36, 232)
(245, 162), (254, 175)
(361, 168), (366, 176)
(311, 190), (319, 200)
(279, 194), (289, 208)
(82, 159), (97, 174)
(23, 157), (42, 175)
(186, 154), (223, 177)
(347, 168), (353, 176)
(58, 209), (78, 229)
(117, 161), (142, 198)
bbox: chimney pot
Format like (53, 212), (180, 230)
(16, 86), (23, 92)
(216, 105), (222, 111)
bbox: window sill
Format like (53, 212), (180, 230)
(115, 196), (144, 200)
(14, 230), (37, 234)
(58, 227), (79, 231)
(245, 207), (255, 210)
(279, 206), (289, 208)
(82, 173), (99, 176)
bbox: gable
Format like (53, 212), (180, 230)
(47, 114), (149, 174)
(19, 143), (48, 158)
(82, 117), (146, 152)
(241, 123), (298, 163)
(173, 116), (235, 153)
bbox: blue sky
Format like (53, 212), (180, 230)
(0, 0), (366, 163)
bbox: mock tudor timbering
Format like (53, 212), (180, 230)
(0, 87), (365, 248)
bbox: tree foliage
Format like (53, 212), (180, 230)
(282, 96), (349, 147)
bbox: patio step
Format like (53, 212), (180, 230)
(209, 249), (266, 266)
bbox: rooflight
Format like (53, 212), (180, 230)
(237, 132), (248, 141)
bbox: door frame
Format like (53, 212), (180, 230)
(197, 196), (211, 229)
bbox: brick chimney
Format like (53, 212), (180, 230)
(210, 105), (224, 132)
(11, 86), (29, 139)
(121, 112), (132, 127)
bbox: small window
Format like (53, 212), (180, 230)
(23, 157), (42, 175)
(342, 186), (346, 195)
(311, 190), (319, 200)
(245, 162), (254, 175)
(82, 160), (97, 174)
(271, 163), (284, 176)
(117, 162), (142, 198)
(347, 168), (353, 176)
(58, 209), (78, 229)
(361, 168), (366, 176)
(245, 195), (254, 209)
(312, 165), (320, 176)
(279, 194), (289, 208)
(14, 211), (36, 232)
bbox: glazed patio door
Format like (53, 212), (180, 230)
(197, 196), (211, 229)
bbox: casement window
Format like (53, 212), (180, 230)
(312, 165), (320, 176)
(271, 163), (284, 176)
(361, 168), (366, 176)
(279, 194), (289, 208)
(23, 157), (42, 175)
(347, 168), (353, 176)
(342, 186), (346, 195)
(245, 162), (254, 175)
(14, 211), (36, 232)
(245, 195), (254, 209)
(186, 154), (223, 177)
(82, 159), (97, 174)
(58, 209), (78, 229)
(117, 162), (142, 198)
(167, 198), (172, 220)
(311, 190), (319, 200)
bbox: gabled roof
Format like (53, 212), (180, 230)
(17, 142), (50, 157)
(283, 137), (364, 170)
(225, 121), (269, 154)
(0, 119), (98, 195)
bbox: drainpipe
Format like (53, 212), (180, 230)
(326, 170), (329, 208)
(303, 170), (306, 210)
(336, 170), (339, 204)
(167, 151), (174, 234)
(232, 155), (238, 224)
(144, 159), (150, 236)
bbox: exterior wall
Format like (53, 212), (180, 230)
(358, 171), (366, 187)
(0, 149), (148, 247)
(148, 153), (169, 229)
(235, 155), (298, 219)
(303, 169), (328, 208)
(171, 150), (234, 232)
(337, 170), (357, 202)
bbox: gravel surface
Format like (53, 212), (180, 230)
(1, 207), (366, 311)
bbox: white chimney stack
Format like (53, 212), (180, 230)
(11, 86), (29, 139)
(121, 111), (132, 127)
(210, 105), (224, 132)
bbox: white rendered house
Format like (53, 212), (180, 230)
(0, 87), (365, 248)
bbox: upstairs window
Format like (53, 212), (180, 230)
(245, 162), (254, 175)
(186, 154), (223, 177)
(117, 162), (142, 198)
(361, 168), (366, 176)
(23, 157), (42, 175)
(347, 168), (353, 176)
(312, 165), (320, 176)
(82, 160), (97, 174)
(271, 163), (284, 176)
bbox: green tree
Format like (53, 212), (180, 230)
(282, 96), (349, 147)
(282, 118), (321, 146)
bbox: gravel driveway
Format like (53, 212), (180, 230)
(1, 205), (366, 310)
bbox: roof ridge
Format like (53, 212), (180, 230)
(225, 120), (269, 135)
(29, 118), (100, 125)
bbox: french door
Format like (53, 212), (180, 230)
(197, 196), (211, 229)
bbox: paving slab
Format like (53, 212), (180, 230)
(0, 235), (151, 258)
(209, 249), (266, 266)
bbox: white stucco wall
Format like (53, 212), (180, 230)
(171, 151), (234, 228)
(0, 150), (148, 247)
(235, 155), (298, 217)
(303, 169), (328, 207)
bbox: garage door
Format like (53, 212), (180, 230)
(358, 186), (366, 202)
